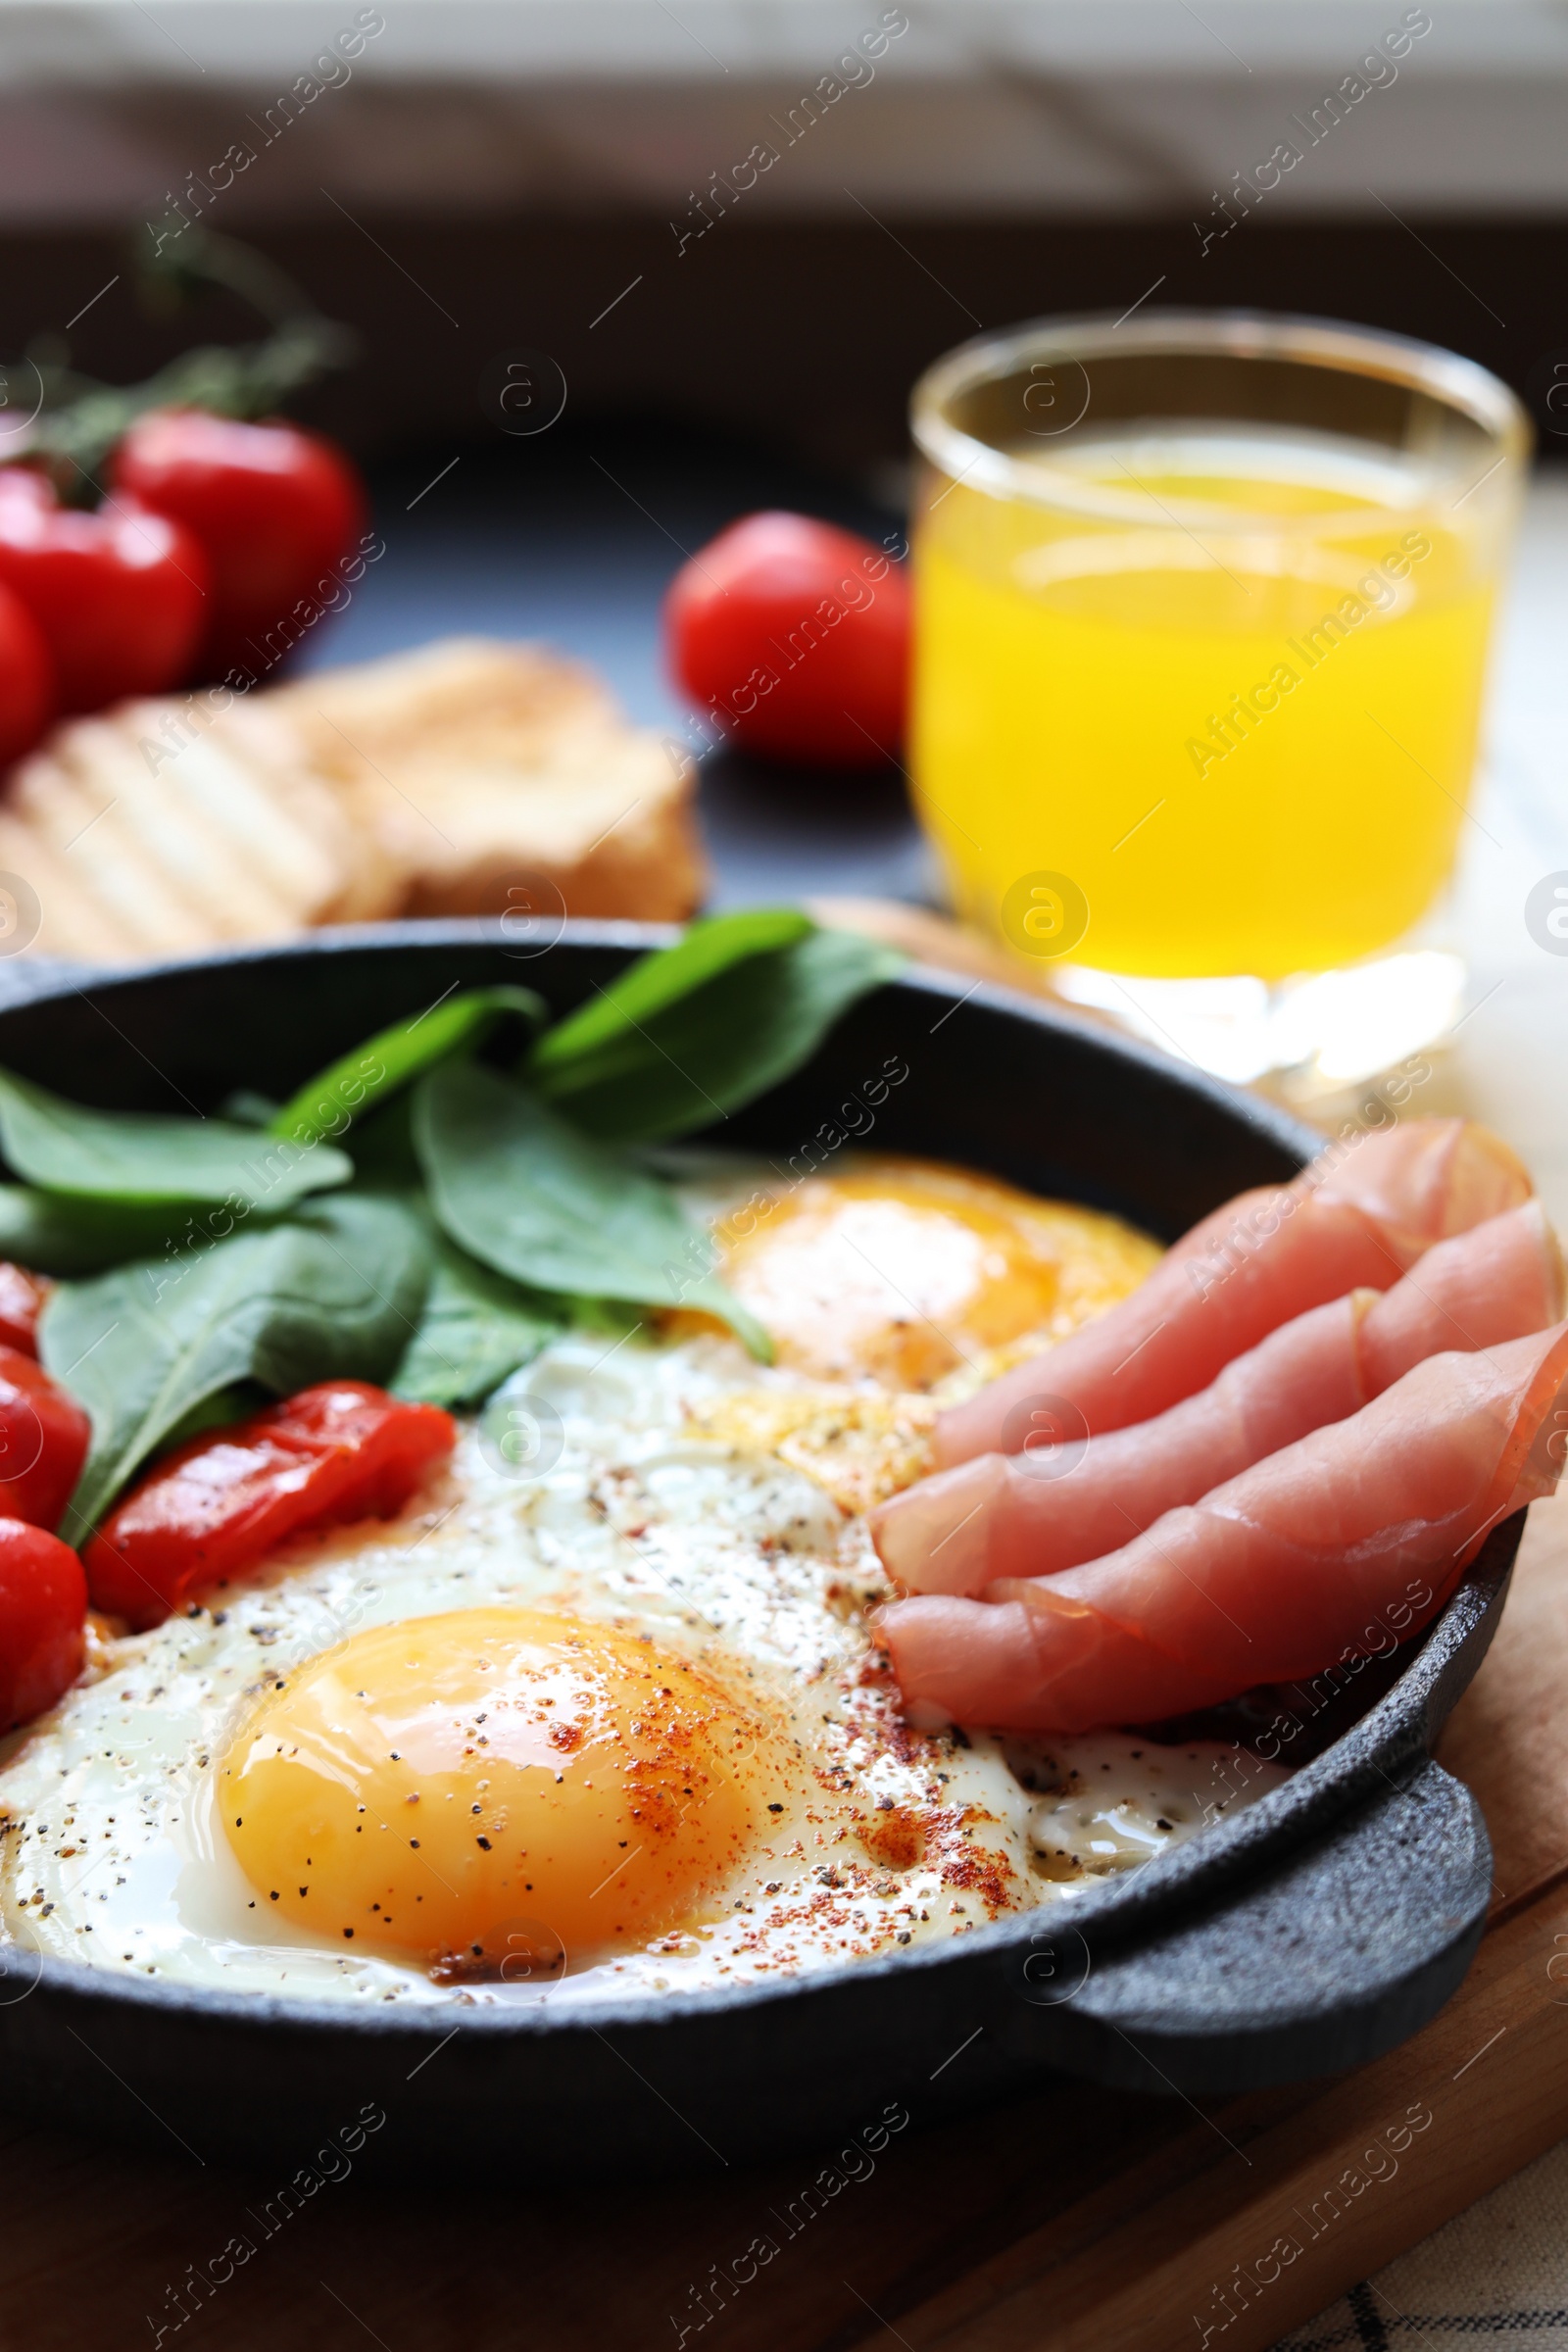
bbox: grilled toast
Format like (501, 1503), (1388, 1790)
(276, 639), (707, 923)
(0, 638), (707, 961)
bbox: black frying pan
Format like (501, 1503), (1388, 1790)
(0, 924), (1513, 2174)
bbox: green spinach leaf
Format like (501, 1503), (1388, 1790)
(391, 1230), (562, 1408)
(220, 1091), (279, 1128)
(413, 1062), (769, 1359)
(42, 1193), (430, 1533)
(0, 1186), (218, 1276)
(0, 1066), (351, 1209)
(337, 1091), (422, 1191)
(529, 924), (903, 1143)
(529, 909), (810, 1080)
(270, 985), (546, 1148)
(158, 1382), (270, 1453)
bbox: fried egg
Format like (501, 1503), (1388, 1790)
(220, 1608), (791, 1970)
(0, 1157), (1282, 2008)
(692, 1155), (1163, 1391)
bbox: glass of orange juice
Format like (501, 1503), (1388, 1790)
(908, 314), (1527, 1088)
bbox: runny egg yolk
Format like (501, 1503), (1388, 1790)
(220, 1608), (789, 1974)
(713, 1159), (1072, 1389)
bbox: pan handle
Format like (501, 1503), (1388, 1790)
(1015, 1758), (1491, 2095)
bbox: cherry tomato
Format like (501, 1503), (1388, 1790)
(0, 476), (210, 713)
(0, 469), (52, 513)
(110, 411), (368, 679)
(0, 1260), (48, 1356)
(0, 567), (53, 765)
(84, 1381), (456, 1629)
(664, 511), (908, 768)
(0, 1347), (89, 1531)
(0, 1516), (86, 1729)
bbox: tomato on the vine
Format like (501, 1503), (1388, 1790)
(0, 1346), (90, 1532)
(0, 551), (53, 765)
(0, 469), (210, 712)
(111, 411), (368, 679)
(0, 1516), (86, 1730)
(0, 1260), (48, 1357)
(664, 511), (908, 768)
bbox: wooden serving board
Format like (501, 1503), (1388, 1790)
(6, 1504), (1568, 2352)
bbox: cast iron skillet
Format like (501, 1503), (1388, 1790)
(0, 923), (1516, 2175)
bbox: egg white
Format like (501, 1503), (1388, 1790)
(0, 1329), (1285, 2007)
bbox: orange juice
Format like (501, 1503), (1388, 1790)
(911, 422), (1502, 980)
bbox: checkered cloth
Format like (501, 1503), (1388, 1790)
(1277, 2133), (1568, 2348)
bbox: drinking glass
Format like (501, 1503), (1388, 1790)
(908, 313), (1527, 1086)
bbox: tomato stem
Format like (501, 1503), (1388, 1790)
(2, 222), (355, 504)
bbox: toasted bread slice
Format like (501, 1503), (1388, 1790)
(193, 698), (403, 925)
(353, 725), (705, 923)
(277, 638), (709, 923)
(0, 695), (403, 961)
(1, 637), (708, 960)
(276, 636), (616, 755)
(0, 805), (143, 962)
(8, 740), (219, 957)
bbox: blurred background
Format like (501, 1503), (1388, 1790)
(3, 0), (1568, 1153)
(7, 0), (1567, 475)
(6, 0), (1567, 732)
(6, 11), (1556, 803)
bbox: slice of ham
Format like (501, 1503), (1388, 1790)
(876, 1200), (1564, 1594)
(1314, 1115), (1533, 1259)
(935, 1118), (1530, 1466)
(880, 1323), (1568, 1733)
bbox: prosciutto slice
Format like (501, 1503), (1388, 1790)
(879, 1323), (1568, 1733)
(935, 1118), (1530, 1465)
(876, 1200), (1563, 1594)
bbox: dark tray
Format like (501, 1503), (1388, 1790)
(0, 923), (1514, 2173)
